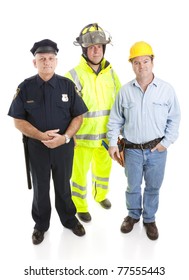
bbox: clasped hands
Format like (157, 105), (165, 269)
(41, 129), (65, 149)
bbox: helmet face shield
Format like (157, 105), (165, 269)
(74, 23), (111, 47)
(81, 30), (110, 47)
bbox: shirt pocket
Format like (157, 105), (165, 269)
(24, 102), (41, 115)
(56, 101), (71, 119)
(153, 102), (168, 126)
(24, 101), (43, 126)
(122, 101), (136, 123)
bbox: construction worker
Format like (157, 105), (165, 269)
(65, 23), (121, 222)
(107, 41), (181, 240)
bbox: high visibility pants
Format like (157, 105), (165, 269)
(71, 145), (112, 213)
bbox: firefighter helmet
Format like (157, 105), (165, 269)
(74, 23), (111, 47)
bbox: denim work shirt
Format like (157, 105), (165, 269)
(107, 76), (181, 148)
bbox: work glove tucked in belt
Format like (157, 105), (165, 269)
(101, 138), (125, 167)
(115, 137), (125, 167)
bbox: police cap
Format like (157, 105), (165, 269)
(30, 39), (59, 56)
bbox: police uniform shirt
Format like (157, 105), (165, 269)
(8, 74), (88, 134)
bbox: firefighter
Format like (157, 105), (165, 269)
(65, 23), (121, 222)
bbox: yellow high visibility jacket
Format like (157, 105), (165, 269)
(65, 56), (121, 148)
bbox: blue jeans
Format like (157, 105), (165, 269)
(124, 148), (167, 223)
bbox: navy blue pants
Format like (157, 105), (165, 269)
(28, 138), (78, 231)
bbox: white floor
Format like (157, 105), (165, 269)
(1, 126), (188, 279)
(1, 1), (189, 279)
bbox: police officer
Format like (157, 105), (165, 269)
(8, 39), (88, 245)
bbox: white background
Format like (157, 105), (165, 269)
(0, 0), (188, 279)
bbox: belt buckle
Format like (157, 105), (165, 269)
(140, 144), (144, 150)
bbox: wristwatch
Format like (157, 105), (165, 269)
(64, 134), (70, 144)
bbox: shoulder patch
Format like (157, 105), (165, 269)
(75, 85), (82, 97)
(13, 88), (21, 99)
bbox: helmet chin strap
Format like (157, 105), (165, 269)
(82, 45), (105, 65)
(83, 55), (104, 65)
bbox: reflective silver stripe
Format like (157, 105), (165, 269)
(72, 191), (87, 199)
(69, 68), (82, 92)
(70, 68), (117, 99)
(76, 133), (106, 140)
(93, 183), (109, 190)
(110, 68), (116, 99)
(72, 181), (86, 191)
(92, 174), (109, 182)
(83, 110), (110, 118)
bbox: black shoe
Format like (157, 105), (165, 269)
(71, 222), (86, 236)
(99, 199), (111, 209)
(78, 212), (92, 222)
(32, 229), (45, 245)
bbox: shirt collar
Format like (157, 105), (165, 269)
(37, 74), (56, 88)
(132, 75), (158, 88)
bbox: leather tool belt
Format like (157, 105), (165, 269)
(123, 137), (164, 150)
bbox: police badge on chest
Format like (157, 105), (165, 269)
(62, 94), (69, 102)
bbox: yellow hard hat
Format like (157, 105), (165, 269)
(128, 41), (154, 61)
